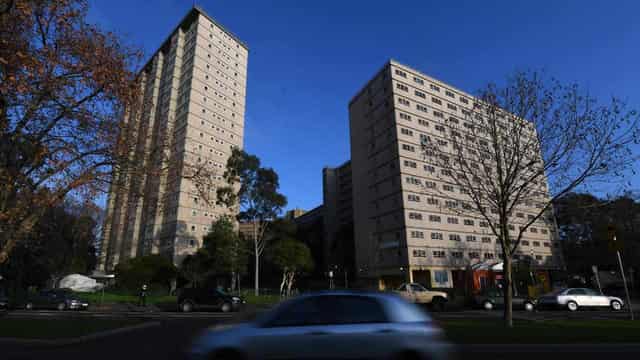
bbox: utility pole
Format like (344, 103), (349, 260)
(608, 224), (633, 320)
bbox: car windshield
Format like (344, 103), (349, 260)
(409, 284), (427, 292)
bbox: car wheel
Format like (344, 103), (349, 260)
(25, 302), (33, 310)
(567, 301), (578, 312)
(611, 300), (622, 311)
(181, 301), (193, 313)
(57, 302), (66, 311)
(431, 297), (446, 312)
(483, 301), (494, 311)
(524, 302), (535, 312)
(220, 302), (232, 313)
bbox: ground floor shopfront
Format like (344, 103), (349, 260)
(371, 262), (565, 298)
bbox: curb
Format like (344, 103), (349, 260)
(459, 343), (640, 352)
(0, 320), (161, 347)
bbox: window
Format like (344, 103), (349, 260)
(521, 240), (530, 246)
(433, 251), (445, 258)
(451, 251), (463, 258)
(414, 90), (426, 98)
(541, 229), (548, 234)
(429, 215), (441, 222)
(411, 231), (424, 239)
(479, 221), (488, 228)
(430, 84), (440, 92)
(399, 113), (412, 121)
(413, 77), (424, 85)
(447, 217), (459, 224)
(447, 103), (457, 111)
(396, 83), (408, 91)
(481, 237), (491, 243)
(427, 198), (439, 205)
(484, 253), (495, 259)
(401, 128), (413, 136)
(533, 241), (541, 247)
(424, 181), (436, 189)
(409, 212), (423, 220)
(408, 194), (420, 202)
(435, 124), (445, 132)
(402, 144), (416, 152)
(530, 227), (538, 233)
(424, 165), (435, 172)
(445, 90), (455, 98)
(445, 200), (458, 208)
(535, 255), (543, 260)
(431, 232), (443, 240)
(395, 69), (407, 77)
(433, 111), (444, 118)
(413, 249), (427, 257)
(431, 97), (442, 105)
(449, 234), (461, 241)
(403, 160), (417, 168)
(416, 104), (428, 112)
(460, 97), (469, 104)
(463, 219), (475, 226)
(468, 252), (480, 259)
(442, 184), (454, 192)
(466, 235), (477, 242)
(418, 119), (429, 127)
(398, 98), (410, 106)
(544, 242), (551, 247)
(516, 212), (524, 218)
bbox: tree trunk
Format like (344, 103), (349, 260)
(254, 222), (259, 296)
(230, 271), (237, 292)
(504, 255), (514, 328)
(280, 271), (287, 297)
(287, 272), (295, 297)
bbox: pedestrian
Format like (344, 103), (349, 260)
(139, 284), (148, 307)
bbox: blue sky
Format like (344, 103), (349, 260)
(88, 0), (640, 211)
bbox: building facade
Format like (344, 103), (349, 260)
(100, 7), (248, 270)
(349, 60), (562, 290)
(322, 161), (355, 276)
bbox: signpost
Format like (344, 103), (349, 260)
(592, 265), (603, 295)
(608, 225), (634, 320)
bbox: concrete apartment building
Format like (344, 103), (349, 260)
(323, 161), (355, 273)
(100, 7), (248, 270)
(349, 60), (562, 290)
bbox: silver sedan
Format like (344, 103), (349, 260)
(537, 288), (624, 311)
(188, 291), (452, 360)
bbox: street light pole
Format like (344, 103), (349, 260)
(613, 236), (634, 320)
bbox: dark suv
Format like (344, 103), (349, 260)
(177, 288), (245, 313)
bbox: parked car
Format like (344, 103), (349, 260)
(394, 283), (448, 311)
(537, 288), (624, 311)
(188, 291), (452, 360)
(473, 288), (535, 311)
(177, 288), (245, 313)
(25, 288), (89, 311)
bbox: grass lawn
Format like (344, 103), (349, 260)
(441, 319), (640, 344)
(0, 318), (145, 340)
(240, 292), (282, 307)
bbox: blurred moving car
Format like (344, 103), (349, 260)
(395, 283), (448, 311)
(537, 288), (624, 311)
(189, 291), (452, 360)
(472, 288), (535, 311)
(25, 288), (88, 311)
(178, 287), (245, 313)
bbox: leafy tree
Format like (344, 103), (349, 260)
(0, 0), (141, 264)
(270, 237), (314, 297)
(114, 254), (177, 294)
(217, 148), (287, 296)
(180, 249), (213, 289)
(202, 215), (249, 291)
(420, 71), (639, 327)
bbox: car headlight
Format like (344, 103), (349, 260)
(232, 297), (241, 302)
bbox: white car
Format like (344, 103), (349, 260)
(188, 291), (452, 360)
(537, 288), (624, 312)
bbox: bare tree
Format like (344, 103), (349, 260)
(420, 71), (639, 327)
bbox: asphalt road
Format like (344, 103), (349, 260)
(2, 309), (639, 360)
